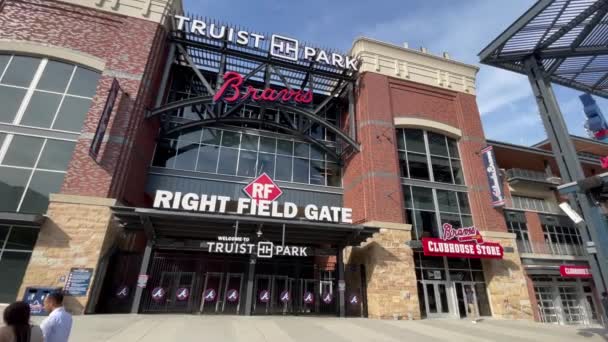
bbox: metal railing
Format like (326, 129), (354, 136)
(517, 240), (585, 256)
(506, 168), (561, 185)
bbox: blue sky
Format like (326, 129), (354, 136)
(183, 0), (608, 146)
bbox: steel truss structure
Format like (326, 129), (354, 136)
(148, 14), (359, 163)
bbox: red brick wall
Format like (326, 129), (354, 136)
(525, 211), (548, 254)
(0, 0), (166, 203)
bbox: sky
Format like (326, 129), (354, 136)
(182, 0), (608, 146)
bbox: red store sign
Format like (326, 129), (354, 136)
(421, 223), (504, 259)
(559, 265), (592, 278)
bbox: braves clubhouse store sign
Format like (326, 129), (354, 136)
(422, 223), (504, 259)
(153, 173), (353, 224)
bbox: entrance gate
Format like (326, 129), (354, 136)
(200, 272), (244, 314)
(419, 280), (450, 318)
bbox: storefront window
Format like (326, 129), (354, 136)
(0, 225), (38, 303)
(151, 127), (342, 187)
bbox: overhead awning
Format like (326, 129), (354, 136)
(112, 206), (378, 246)
(0, 212), (45, 227)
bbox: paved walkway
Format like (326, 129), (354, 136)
(25, 315), (608, 341)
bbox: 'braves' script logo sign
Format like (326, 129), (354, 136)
(214, 72), (313, 105)
(442, 223), (484, 244)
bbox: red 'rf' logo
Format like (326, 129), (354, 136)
(243, 173), (283, 202)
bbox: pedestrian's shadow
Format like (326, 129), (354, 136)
(577, 327), (608, 341)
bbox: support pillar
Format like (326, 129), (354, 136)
(243, 254), (256, 316)
(130, 241), (153, 313)
(337, 245), (345, 318)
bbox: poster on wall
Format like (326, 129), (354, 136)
(481, 146), (505, 207)
(64, 268), (94, 296)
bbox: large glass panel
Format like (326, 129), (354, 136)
(398, 152), (408, 178)
(408, 152), (429, 180)
(19, 170), (65, 214)
(241, 134), (259, 151)
(294, 142), (309, 158)
(426, 284), (437, 313)
(237, 150), (257, 177)
(174, 141), (198, 170)
(436, 189), (459, 213)
(275, 155), (292, 181)
(326, 162), (341, 187)
(457, 192), (471, 213)
(257, 153), (275, 178)
(293, 158), (309, 183)
(403, 185), (413, 208)
(277, 140), (293, 155)
(20, 91), (62, 128)
(404, 129), (425, 153)
(259, 137), (276, 153)
(1, 56), (39, 87)
(0, 167), (30, 212)
(416, 210), (439, 237)
(179, 129), (202, 143)
(67, 67), (100, 97)
(0, 85), (27, 123)
(2, 135), (44, 167)
(52, 96), (93, 132)
(447, 138), (459, 158)
(5, 227), (38, 250)
(221, 131), (240, 148)
(310, 160), (325, 185)
(0, 252), (32, 303)
(411, 187), (434, 210)
(37, 61), (74, 92)
(37, 139), (75, 171)
(428, 132), (448, 156)
(431, 156), (453, 183)
(201, 128), (221, 145)
(310, 146), (324, 160)
(217, 147), (238, 175)
(396, 129), (405, 150)
(152, 139), (176, 168)
(196, 144), (219, 173)
(440, 213), (462, 229)
(451, 159), (464, 184)
(438, 284), (449, 313)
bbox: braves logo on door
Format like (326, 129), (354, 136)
(243, 173), (283, 202)
(442, 223), (484, 244)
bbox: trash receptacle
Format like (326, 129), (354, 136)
(22, 287), (62, 316)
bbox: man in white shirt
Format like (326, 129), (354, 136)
(40, 292), (73, 342)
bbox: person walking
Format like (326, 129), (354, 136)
(40, 292), (72, 342)
(0, 301), (43, 342)
(465, 286), (479, 323)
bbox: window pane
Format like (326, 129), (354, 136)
(5, 227), (38, 250)
(217, 147), (238, 175)
(294, 142), (309, 158)
(408, 153), (429, 180)
(275, 155), (292, 181)
(1, 56), (39, 87)
(326, 162), (341, 187)
(428, 132), (448, 156)
(0, 85), (27, 123)
(0, 166), (30, 212)
(241, 134), (259, 151)
(237, 150), (257, 177)
(310, 146), (324, 160)
(310, 160), (325, 185)
(398, 152), (408, 178)
(412, 186), (434, 211)
(452, 159), (464, 184)
(436, 190), (459, 213)
(403, 185), (413, 208)
(67, 67), (100, 97)
(196, 144), (219, 173)
(461, 215), (473, 227)
(457, 192), (471, 214)
(201, 128), (221, 145)
(3, 135), (44, 167)
(396, 129), (405, 150)
(404, 129), (425, 153)
(174, 141), (198, 170)
(0, 225), (8, 247)
(417, 210), (439, 238)
(431, 156), (453, 183)
(257, 153), (275, 178)
(19, 170), (65, 214)
(52, 96), (93, 132)
(20, 91), (62, 128)
(277, 139), (293, 155)
(221, 131), (240, 148)
(259, 137), (276, 153)
(447, 138), (459, 158)
(293, 158), (309, 183)
(37, 139), (75, 171)
(440, 213), (462, 229)
(152, 139), (176, 168)
(179, 129), (202, 143)
(0, 252), (32, 303)
(37, 61), (74, 92)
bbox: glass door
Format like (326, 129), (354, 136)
(421, 281), (450, 318)
(558, 286), (585, 325)
(199, 272), (224, 314)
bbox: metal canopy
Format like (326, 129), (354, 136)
(479, 0), (608, 98)
(112, 206), (378, 246)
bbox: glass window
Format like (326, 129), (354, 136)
(447, 138), (459, 158)
(37, 61), (74, 93)
(452, 161), (464, 184)
(396, 130), (405, 150)
(2, 135), (44, 167)
(277, 139), (293, 155)
(37, 139), (75, 171)
(310, 146), (324, 160)
(1, 56), (39, 87)
(174, 140), (198, 170)
(201, 128), (221, 145)
(403, 186), (413, 208)
(326, 162), (341, 187)
(217, 147), (238, 175)
(257, 153), (275, 178)
(0, 225), (8, 246)
(294, 142), (309, 158)
(221, 131), (240, 148)
(404, 129), (425, 153)
(0, 85), (27, 123)
(0, 252), (32, 303)
(241, 134), (259, 151)
(52, 96), (93, 132)
(0, 166), (30, 212)
(67, 67), (100, 97)
(237, 150), (257, 177)
(152, 139), (176, 168)
(457, 192), (471, 214)
(196, 144), (219, 173)
(408, 153), (429, 180)
(416, 210), (438, 237)
(310, 160), (325, 185)
(5, 227), (38, 250)
(440, 212), (461, 229)
(179, 129), (202, 143)
(436, 189), (459, 213)
(412, 187), (434, 210)
(398, 152), (409, 178)
(431, 156), (453, 183)
(20, 91), (62, 128)
(293, 158), (309, 183)
(428, 132), (448, 156)
(19, 170), (65, 214)
(275, 155), (292, 181)
(259, 137), (276, 153)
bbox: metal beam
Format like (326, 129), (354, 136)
(148, 95), (214, 118)
(154, 43), (176, 108)
(131, 240), (153, 313)
(313, 81), (347, 115)
(269, 64), (293, 91)
(176, 43), (215, 95)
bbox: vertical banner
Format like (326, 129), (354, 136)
(89, 78), (120, 160)
(481, 146), (505, 207)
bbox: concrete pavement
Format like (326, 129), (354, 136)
(22, 314), (608, 341)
